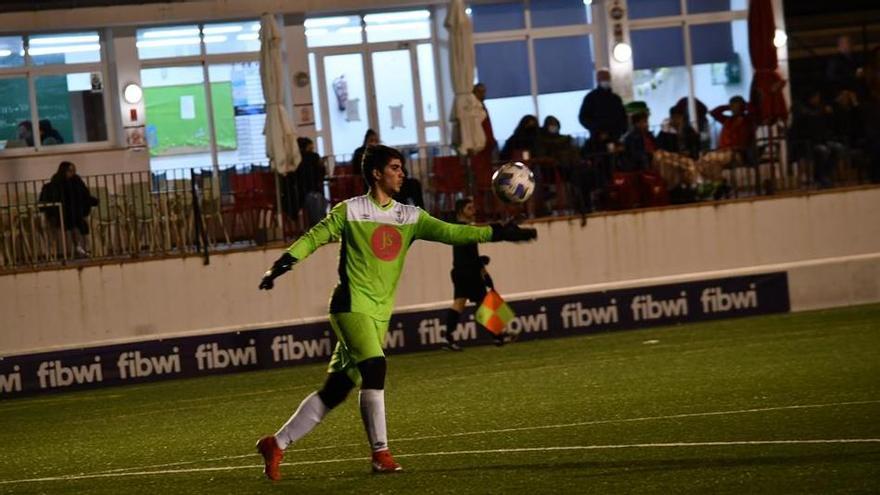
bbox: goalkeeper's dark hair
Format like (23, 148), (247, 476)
(361, 144), (404, 188)
(454, 197), (474, 216)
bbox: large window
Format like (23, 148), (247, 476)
(629, 1), (750, 139)
(472, 0), (595, 143)
(138, 22), (264, 171)
(306, 9), (443, 156)
(0, 31), (109, 153)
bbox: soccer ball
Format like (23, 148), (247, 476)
(491, 162), (535, 204)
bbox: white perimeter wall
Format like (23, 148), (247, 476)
(2, 187), (879, 356)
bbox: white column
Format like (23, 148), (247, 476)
(605, 0), (634, 101)
(283, 13), (316, 140)
(108, 26), (149, 173)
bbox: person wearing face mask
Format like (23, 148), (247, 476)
(500, 115), (540, 161)
(534, 116), (579, 214)
(578, 69), (628, 151)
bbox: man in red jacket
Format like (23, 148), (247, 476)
(710, 96), (756, 152)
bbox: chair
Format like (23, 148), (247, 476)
(199, 174), (231, 246)
(328, 165), (364, 206)
(92, 187), (127, 257)
(225, 171), (278, 241)
(123, 182), (161, 254)
(429, 156), (467, 217)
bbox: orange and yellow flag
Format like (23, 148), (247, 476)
(475, 290), (516, 335)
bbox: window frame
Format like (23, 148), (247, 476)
(471, 0), (600, 141)
(628, 0), (749, 131)
(0, 29), (114, 157)
(137, 20), (265, 171)
(303, 7), (445, 156)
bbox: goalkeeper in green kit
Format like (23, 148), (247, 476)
(255, 145), (536, 480)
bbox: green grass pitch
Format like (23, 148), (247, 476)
(1, 304), (878, 494)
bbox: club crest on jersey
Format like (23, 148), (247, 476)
(395, 208), (404, 224)
(371, 225), (402, 261)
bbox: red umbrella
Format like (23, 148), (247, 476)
(748, 0), (788, 124)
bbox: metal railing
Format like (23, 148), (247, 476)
(1, 135), (875, 272)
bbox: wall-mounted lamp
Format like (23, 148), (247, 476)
(123, 83), (143, 104)
(773, 29), (788, 48)
(612, 42), (632, 63)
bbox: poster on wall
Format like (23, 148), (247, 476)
(124, 125), (147, 149)
(294, 103), (315, 127)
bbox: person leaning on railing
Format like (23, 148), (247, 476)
(38, 161), (98, 258)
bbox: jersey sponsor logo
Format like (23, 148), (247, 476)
(371, 225), (403, 261)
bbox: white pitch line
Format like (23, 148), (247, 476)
(90, 398), (880, 475)
(391, 399), (880, 443)
(2, 439), (879, 485)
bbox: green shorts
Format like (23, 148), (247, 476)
(327, 312), (389, 385)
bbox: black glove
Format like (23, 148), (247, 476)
(259, 253), (297, 290)
(479, 255), (491, 266)
(483, 272), (495, 290)
(490, 222), (537, 242)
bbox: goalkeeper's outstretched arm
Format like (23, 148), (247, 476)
(259, 202), (347, 290)
(414, 209), (537, 245)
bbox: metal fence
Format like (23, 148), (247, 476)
(1, 135), (875, 272)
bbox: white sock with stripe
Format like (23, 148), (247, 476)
(359, 389), (389, 452)
(274, 391), (328, 450)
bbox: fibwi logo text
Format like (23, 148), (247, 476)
(195, 340), (257, 370)
(38, 357), (103, 389)
(0, 366), (22, 394)
(507, 306), (549, 334)
(631, 292), (689, 321)
(271, 333), (333, 362)
(560, 300), (619, 329)
(418, 317), (476, 345)
(701, 285), (758, 313)
(383, 323), (406, 350)
(117, 348), (181, 379)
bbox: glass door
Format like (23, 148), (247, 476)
(313, 42), (443, 157)
(370, 49), (419, 147)
(318, 52), (372, 159)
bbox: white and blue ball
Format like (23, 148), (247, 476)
(491, 162), (535, 204)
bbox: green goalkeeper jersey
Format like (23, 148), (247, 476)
(287, 194), (493, 321)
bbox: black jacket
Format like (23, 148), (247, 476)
(578, 87), (628, 141)
(39, 175), (97, 232)
(622, 129), (654, 172)
(656, 121), (700, 159)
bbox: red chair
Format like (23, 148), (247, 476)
(470, 153), (500, 220)
(429, 156), (467, 216)
(638, 170), (670, 207)
(328, 165), (365, 206)
(225, 171), (277, 239)
(605, 172), (640, 210)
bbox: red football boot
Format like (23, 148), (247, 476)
(256, 435), (284, 481)
(371, 449), (403, 473)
